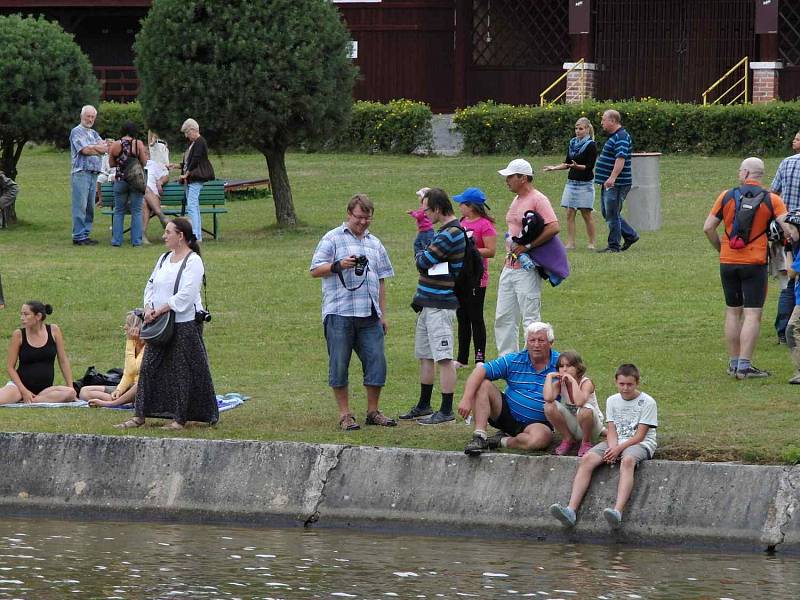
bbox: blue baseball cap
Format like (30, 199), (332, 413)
(453, 187), (490, 209)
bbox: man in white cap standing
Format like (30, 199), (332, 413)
(495, 158), (560, 356)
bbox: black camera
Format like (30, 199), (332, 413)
(785, 211), (800, 229)
(353, 255), (368, 276)
(195, 309), (212, 323)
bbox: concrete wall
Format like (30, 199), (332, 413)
(0, 433), (797, 553)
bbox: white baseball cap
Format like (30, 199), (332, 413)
(498, 158), (533, 177)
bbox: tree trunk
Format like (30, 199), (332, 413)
(0, 138), (25, 181)
(1, 203), (17, 226)
(263, 148), (298, 227)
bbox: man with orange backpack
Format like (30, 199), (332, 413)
(704, 157), (787, 379)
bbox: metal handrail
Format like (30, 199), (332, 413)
(540, 59), (585, 107)
(702, 57), (749, 105)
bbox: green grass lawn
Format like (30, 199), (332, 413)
(1, 146), (798, 464)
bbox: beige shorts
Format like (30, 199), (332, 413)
(590, 441), (650, 464)
(414, 307), (456, 361)
(555, 400), (603, 440)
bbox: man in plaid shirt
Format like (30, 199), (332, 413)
(771, 130), (800, 344)
(311, 194), (396, 431)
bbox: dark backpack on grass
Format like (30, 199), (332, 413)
(452, 225), (484, 301)
(721, 184), (774, 249)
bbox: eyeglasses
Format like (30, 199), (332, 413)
(350, 212), (373, 222)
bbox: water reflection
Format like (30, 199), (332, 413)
(0, 518), (796, 598)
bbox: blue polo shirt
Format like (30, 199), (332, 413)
(594, 127), (632, 187)
(483, 349), (560, 424)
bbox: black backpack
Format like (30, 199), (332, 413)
(721, 185), (774, 250)
(452, 225), (485, 301)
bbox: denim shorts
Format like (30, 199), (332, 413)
(324, 313), (386, 388)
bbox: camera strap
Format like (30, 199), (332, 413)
(336, 265), (370, 292)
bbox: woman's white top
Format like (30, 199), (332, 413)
(143, 252), (204, 323)
(149, 140), (170, 167)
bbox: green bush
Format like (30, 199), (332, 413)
(95, 101), (147, 140)
(454, 100), (800, 156)
(329, 99), (433, 154)
(97, 99), (433, 155)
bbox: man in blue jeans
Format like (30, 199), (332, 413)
(595, 109), (639, 253)
(310, 194), (397, 431)
(69, 105), (107, 246)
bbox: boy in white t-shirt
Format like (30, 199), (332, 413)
(549, 363), (658, 530)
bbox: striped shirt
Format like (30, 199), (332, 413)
(413, 219), (465, 309)
(771, 153), (800, 211)
(483, 349), (560, 425)
(310, 223), (394, 321)
(594, 127), (633, 187)
(69, 124), (103, 174)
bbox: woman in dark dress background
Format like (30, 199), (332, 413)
(0, 301), (76, 404)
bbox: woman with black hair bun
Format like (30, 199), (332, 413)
(0, 301), (76, 404)
(116, 217), (217, 430)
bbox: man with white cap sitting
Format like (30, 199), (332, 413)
(495, 158), (560, 356)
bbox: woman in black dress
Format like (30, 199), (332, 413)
(0, 301), (76, 404)
(116, 217), (217, 430)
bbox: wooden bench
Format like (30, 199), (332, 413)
(101, 179), (227, 240)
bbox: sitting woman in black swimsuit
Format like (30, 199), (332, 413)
(0, 301), (76, 404)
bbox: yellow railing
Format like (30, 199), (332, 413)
(540, 59), (585, 107)
(702, 57), (749, 105)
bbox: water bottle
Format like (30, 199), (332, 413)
(505, 233), (535, 271)
(516, 251), (535, 271)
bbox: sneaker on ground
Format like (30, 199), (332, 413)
(577, 441), (594, 457)
(549, 503), (576, 528)
(464, 434), (489, 456)
(603, 508), (622, 529)
(486, 431), (509, 450)
(789, 372), (800, 385)
(597, 246), (620, 253)
(726, 365), (736, 377)
(735, 366), (770, 380)
(554, 439), (576, 456)
(418, 411), (455, 425)
(398, 405), (433, 420)
(621, 237), (639, 251)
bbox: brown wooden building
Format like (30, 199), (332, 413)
(2, 0), (800, 110)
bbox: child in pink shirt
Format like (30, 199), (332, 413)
(407, 187), (434, 255)
(453, 187), (497, 365)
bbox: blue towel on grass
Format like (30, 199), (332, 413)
(104, 392), (250, 412)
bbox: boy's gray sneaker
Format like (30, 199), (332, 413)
(603, 508), (622, 529)
(549, 503), (576, 528)
(735, 366), (770, 380)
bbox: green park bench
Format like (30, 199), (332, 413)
(100, 179), (227, 240)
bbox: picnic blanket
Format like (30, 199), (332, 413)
(0, 393), (250, 412)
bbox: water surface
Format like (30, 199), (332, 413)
(0, 517), (796, 599)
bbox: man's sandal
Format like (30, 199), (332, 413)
(160, 421), (184, 430)
(339, 413), (360, 431)
(114, 418), (144, 429)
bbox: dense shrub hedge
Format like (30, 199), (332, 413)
(95, 101), (147, 140)
(326, 99), (433, 153)
(453, 100), (800, 156)
(97, 99), (433, 154)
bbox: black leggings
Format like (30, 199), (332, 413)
(457, 286), (487, 364)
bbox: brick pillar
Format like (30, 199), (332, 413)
(751, 62), (782, 103)
(563, 62), (598, 103)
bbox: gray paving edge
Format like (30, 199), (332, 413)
(0, 433), (796, 553)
